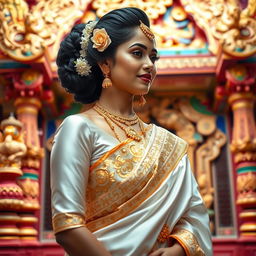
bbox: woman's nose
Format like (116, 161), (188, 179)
(143, 57), (154, 72)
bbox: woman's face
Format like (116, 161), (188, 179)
(108, 27), (158, 96)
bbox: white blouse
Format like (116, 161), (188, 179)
(51, 114), (119, 218)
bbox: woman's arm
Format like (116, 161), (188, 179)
(51, 116), (108, 255)
(56, 226), (111, 256)
(150, 154), (212, 256)
(148, 242), (185, 256)
(166, 155), (212, 255)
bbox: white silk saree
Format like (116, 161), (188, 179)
(51, 115), (212, 256)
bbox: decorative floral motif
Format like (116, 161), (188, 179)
(80, 21), (97, 57)
(74, 58), (92, 76)
(75, 20), (97, 76)
(91, 28), (111, 52)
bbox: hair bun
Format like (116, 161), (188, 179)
(56, 23), (103, 104)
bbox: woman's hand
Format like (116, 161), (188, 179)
(148, 242), (186, 256)
(55, 226), (111, 256)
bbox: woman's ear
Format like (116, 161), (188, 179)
(98, 59), (111, 75)
(98, 59), (113, 88)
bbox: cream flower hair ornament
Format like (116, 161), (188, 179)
(74, 21), (97, 76)
(91, 28), (111, 52)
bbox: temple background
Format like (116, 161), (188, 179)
(0, 0), (256, 255)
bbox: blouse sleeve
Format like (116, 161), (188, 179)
(50, 115), (93, 234)
(168, 155), (213, 256)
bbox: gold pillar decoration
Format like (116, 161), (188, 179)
(196, 129), (227, 233)
(151, 98), (197, 171)
(227, 64), (256, 237)
(196, 130), (227, 209)
(0, 115), (26, 242)
(14, 97), (44, 242)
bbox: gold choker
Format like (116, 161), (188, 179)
(93, 104), (144, 142)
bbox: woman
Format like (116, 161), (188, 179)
(51, 7), (212, 256)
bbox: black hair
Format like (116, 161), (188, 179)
(56, 7), (150, 104)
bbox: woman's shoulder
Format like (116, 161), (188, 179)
(153, 123), (188, 148)
(54, 114), (95, 144)
(60, 107), (100, 127)
(58, 114), (91, 131)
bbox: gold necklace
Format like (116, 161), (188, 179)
(107, 115), (143, 142)
(95, 103), (139, 126)
(93, 105), (145, 142)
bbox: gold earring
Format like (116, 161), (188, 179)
(102, 73), (112, 88)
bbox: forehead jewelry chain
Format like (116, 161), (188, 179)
(139, 20), (155, 41)
(93, 104), (145, 142)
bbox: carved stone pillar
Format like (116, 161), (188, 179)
(227, 64), (256, 237)
(15, 97), (43, 242)
(12, 70), (44, 242)
(0, 115), (26, 243)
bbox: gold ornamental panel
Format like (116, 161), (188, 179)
(0, 0), (91, 61)
(92, 0), (173, 19)
(181, 0), (256, 57)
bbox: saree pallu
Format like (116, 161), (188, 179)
(53, 125), (212, 256)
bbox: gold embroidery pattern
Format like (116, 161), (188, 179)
(169, 229), (205, 256)
(52, 213), (85, 234)
(115, 155), (135, 178)
(86, 128), (160, 220)
(86, 126), (188, 232)
(157, 224), (170, 243)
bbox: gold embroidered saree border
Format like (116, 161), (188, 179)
(86, 127), (188, 232)
(89, 124), (153, 172)
(52, 213), (86, 234)
(86, 124), (157, 220)
(169, 229), (205, 256)
(89, 138), (132, 172)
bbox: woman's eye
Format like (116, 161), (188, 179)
(132, 50), (142, 57)
(150, 55), (160, 63)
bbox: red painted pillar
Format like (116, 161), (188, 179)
(12, 69), (44, 243)
(226, 64), (256, 238)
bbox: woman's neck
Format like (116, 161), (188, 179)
(98, 87), (135, 117)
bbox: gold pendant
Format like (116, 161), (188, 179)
(125, 127), (141, 141)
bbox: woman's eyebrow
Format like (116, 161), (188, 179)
(129, 43), (158, 53)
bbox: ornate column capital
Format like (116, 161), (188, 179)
(228, 93), (255, 107)
(13, 69), (43, 98)
(226, 64), (255, 95)
(14, 97), (42, 116)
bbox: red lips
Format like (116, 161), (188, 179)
(138, 73), (152, 83)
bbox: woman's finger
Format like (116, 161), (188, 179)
(148, 248), (164, 256)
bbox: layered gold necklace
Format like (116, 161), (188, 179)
(93, 103), (145, 142)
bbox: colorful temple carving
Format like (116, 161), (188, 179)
(0, 0), (255, 255)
